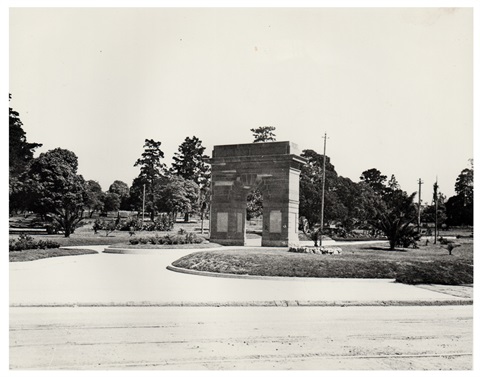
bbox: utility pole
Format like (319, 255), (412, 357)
(319, 132), (328, 247)
(433, 178), (438, 244)
(142, 183), (146, 228)
(417, 178), (423, 233)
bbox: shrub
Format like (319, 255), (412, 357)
(395, 261), (473, 285)
(117, 218), (141, 231)
(288, 246), (342, 255)
(142, 214), (175, 232)
(45, 223), (59, 235)
(439, 237), (450, 245)
(92, 219), (119, 236)
(128, 232), (205, 245)
(9, 234), (60, 252)
(397, 227), (421, 248)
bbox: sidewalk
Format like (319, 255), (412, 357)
(9, 245), (473, 307)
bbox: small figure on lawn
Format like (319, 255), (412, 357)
(299, 217), (322, 247)
(446, 242), (460, 255)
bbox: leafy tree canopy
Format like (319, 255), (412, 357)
(156, 176), (199, 219)
(133, 139), (166, 219)
(251, 126), (276, 143)
(134, 139), (166, 182)
(446, 160), (473, 226)
(84, 180), (105, 217)
(9, 94), (42, 178)
(360, 168), (387, 196)
(109, 180), (129, 197)
(170, 136), (211, 187)
(20, 148), (86, 237)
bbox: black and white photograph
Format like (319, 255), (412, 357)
(5, 0), (476, 371)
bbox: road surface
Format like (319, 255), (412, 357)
(10, 305), (472, 370)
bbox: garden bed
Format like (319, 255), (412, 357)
(172, 240), (473, 285)
(109, 242), (222, 250)
(9, 248), (98, 262)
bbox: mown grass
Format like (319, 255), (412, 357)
(8, 217), (211, 247)
(110, 242), (222, 250)
(9, 248), (98, 262)
(172, 239), (473, 285)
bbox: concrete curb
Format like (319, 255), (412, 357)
(103, 245), (278, 254)
(104, 247), (224, 254)
(10, 299), (472, 308)
(166, 264), (338, 281)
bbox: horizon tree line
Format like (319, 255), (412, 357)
(9, 101), (473, 239)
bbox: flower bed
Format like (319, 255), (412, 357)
(288, 246), (342, 255)
(129, 232), (205, 245)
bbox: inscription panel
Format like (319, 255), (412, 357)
(237, 213), (243, 233)
(270, 210), (282, 233)
(217, 212), (228, 232)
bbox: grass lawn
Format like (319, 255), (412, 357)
(9, 216), (212, 261)
(9, 216), (211, 247)
(171, 238), (473, 285)
(9, 248), (98, 262)
(109, 242), (222, 250)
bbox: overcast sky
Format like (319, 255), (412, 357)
(9, 7), (473, 199)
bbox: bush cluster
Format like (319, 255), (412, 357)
(141, 215), (174, 232)
(395, 261), (473, 285)
(289, 246), (342, 255)
(9, 234), (60, 252)
(93, 214), (175, 235)
(129, 232), (205, 245)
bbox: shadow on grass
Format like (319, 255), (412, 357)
(364, 246), (409, 252)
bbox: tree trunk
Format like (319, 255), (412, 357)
(184, 212), (189, 222)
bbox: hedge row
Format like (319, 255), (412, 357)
(129, 232), (205, 245)
(9, 234), (60, 252)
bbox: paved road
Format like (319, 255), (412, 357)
(9, 245), (474, 370)
(9, 246), (472, 306)
(10, 305), (472, 370)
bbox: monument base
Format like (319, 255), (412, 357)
(210, 239), (246, 246)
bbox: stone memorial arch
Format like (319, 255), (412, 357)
(209, 141), (307, 247)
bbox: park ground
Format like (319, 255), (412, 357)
(9, 215), (474, 370)
(9, 214), (474, 286)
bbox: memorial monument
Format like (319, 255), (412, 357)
(209, 141), (307, 247)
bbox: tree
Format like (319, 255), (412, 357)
(103, 192), (121, 213)
(9, 95), (43, 214)
(251, 126), (276, 143)
(170, 136), (211, 222)
(246, 189), (263, 220)
(387, 174), (400, 191)
(84, 180), (104, 217)
(133, 139), (167, 220)
(20, 148), (86, 237)
(360, 168), (387, 196)
(108, 180), (130, 210)
(454, 161), (473, 206)
(422, 192), (447, 230)
(156, 176), (199, 221)
(9, 95), (42, 178)
(369, 188), (418, 250)
(333, 177), (383, 233)
(446, 161), (473, 226)
(171, 136), (211, 187)
(299, 149), (339, 226)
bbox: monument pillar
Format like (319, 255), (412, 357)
(209, 141), (306, 247)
